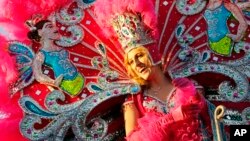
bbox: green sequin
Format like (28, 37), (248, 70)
(60, 73), (84, 96)
(209, 36), (232, 56)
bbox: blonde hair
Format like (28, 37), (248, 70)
(124, 46), (152, 86)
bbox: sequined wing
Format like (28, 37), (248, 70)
(8, 41), (35, 95)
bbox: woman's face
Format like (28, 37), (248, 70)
(39, 22), (60, 40)
(127, 47), (152, 80)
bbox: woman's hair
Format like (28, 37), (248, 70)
(27, 20), (50, 42)
(124, 46), (152, 86)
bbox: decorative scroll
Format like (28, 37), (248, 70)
(56, 3), (84, 25)
(176, 0), (207, 15)
(55, 25), (84, 47)
(222, 107), (250, 125)
(55, 2), (85, 47)
(242, 107), (250, 125)
(171, 63), (249, 102)
(20, 82), (140, 140)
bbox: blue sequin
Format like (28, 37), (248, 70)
(131, 86), (139, 93)
(91, 85), (103, 92)
(40, 49), (77, 80)
(203, 3), (231, 42)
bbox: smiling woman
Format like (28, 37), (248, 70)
(27, 19), (84, 96)
(124, 46), (153, 86)
(123, 45), (208, 141)
(122, 45), (227, 141)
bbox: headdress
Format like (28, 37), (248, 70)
(25, 14), (45, 31)
(112, 13), (154, 53)
(94, 0), (162, 65)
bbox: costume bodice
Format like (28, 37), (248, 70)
(203, 3), (231, 42)
(40, 49), (78, 80)
(142, 89), (176, 114)
(142, 89), (214, 141)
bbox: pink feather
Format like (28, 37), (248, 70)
(0, 1), (70, 140)
(0, 0), (71, 41)
(0, 36), (24, 140)
(93, 0), (158, 40)
(0, 36), (17, 98)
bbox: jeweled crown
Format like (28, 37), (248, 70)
(112, 13), (154, 52)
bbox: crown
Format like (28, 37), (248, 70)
(112, 13), (155, 53)
(25, 14), (44, 31)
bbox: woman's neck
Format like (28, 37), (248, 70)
(149, 67), (169, 88)
(41, 38), (59, 51)
(147, 66), (174, 101)
(207, 0), (223, 10)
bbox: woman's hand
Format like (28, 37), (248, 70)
(181, 103), (201, 119)
(54, 74), (63, 87)
(189, 93), (206, 108)
(171, 102), (201, 122)
(172, 77), (192, 88)
(227, 33), (242, 42)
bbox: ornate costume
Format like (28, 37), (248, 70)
(125, 81), (225, 141)
(0, 0), (249, 140)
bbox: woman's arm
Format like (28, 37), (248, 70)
(123, 101), (139, 136)
(225, 2), (248, 42)
(32, 52), (62, 87)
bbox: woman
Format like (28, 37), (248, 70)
(204, 0), (248, 56)
(27, 20), (84, 96)
(93, 0), (225, 140)
(123, 46), (225, 141)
